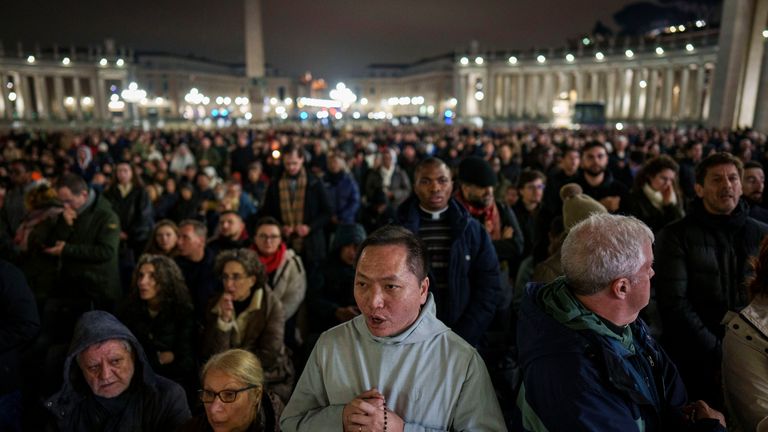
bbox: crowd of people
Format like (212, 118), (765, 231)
(0, 123), (766, 431)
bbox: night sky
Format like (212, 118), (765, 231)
(5, 0), (641, 80)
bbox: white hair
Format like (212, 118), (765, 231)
(561, 213), (653, 296)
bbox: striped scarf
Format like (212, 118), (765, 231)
(279, 168), (307, 251)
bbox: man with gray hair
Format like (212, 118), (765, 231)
(513, 213), (725, 431)
(45, 311), (190, 431)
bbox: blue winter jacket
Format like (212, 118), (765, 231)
(513, 278), (726, 432)
(397, 196), (500, 346)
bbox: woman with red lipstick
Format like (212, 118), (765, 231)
(118, 254), (196, 388)
(202, 249), (294, 403)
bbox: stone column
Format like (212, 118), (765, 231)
(605, 70), (617, 118)
(0, 69), (9, 119)
(662, 67), (675, 120)
(92, 76), (107, 121)
(516, 73), (525, 118)
(708, 0), (768, 128)
(53, 76), (66, 120)
(541, 73), (554, 119)
(72, 76), (83, 120)
(589, 71), (599, 101)
(754, 41), (768, 132)
(629, 69), (643, 120)
(33, 75), (49, 120)
(678, 67), (691, 119)
(690, 66), (706, 121)
(485, 70), (495, 118)
(529, 74), (540, 118)
(575, 72), (585, 102)
(502, 74), (511, 117)
(18, 73), (32, 119)
(645, 69), (659, 120)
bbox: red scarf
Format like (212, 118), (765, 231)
(454, 191), (502, 240)
(257, 242), (287, 275)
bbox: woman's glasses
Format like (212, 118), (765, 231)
(198, 384), (259, 403)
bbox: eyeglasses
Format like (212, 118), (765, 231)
(198, 384), (259, 403)
(221, 273), (248, 282)
(257, 234), (281, 241)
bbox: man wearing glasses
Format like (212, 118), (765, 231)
(45, 311), (190, 431)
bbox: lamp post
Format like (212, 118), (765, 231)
(120, 82), (147, 124)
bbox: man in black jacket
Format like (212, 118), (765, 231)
(45, 311), (190, 431)
(654, 152), (768, 406)
(0, 260), (40, 431)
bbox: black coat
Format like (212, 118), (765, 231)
(117, 301), (196, 385)
(45, 311), (190, 431)
(103, 185), (154, 254)
(261, 170), (332, 263)
(654, 199), (768, 399)
(0, 260), (40, 394)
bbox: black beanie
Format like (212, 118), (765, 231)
(458, 156), (497, 187)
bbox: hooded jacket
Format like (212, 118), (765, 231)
(397, 196), (500, 346)
(44, 311), (190, 431)
(514, 278), (724, 432)
(280, 293), (506, 431)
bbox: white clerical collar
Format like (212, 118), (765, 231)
(419, 205), (449, 220)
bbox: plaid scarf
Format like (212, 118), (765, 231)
(279, 168), (307, 251)
(455, 191), (502, 240)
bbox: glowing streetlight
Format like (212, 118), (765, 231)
(537, 55), (546, 63)
(116, 58), (125, 67)
(625, 49), (634, 58)
(99, 58), (108, 66)
(474, 56), (484, 65)
(508, 56), (518, 64)
(686, 43), (695, 52)
(62, 57), (71, 65)
(565, 53), (575, 62)
(655, 47), (665, 55)
(595, 52), (605, 61)
(26, 55), (35, 63)
(8, 92), (17, 102)
(459, 57), (469, 65)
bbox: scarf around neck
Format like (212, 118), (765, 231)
(258, 242), (287, 275)
(279, 168), (307, 228)
(455, 191), (502, 240)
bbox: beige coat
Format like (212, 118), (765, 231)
(723, 295), (768, 432)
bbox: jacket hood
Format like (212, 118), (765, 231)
(352, 293), (450, 345)
(56, 310), (156, 400)
(518, 278), (635, 368)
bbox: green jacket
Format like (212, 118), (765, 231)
(49, 192), (120, 308)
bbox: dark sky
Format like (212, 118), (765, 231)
(4, 0), (642, 81)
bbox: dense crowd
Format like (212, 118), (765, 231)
(0, 123), (766, 431)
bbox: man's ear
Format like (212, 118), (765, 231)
(610, 278), (629, 299)
(419, 276), (429, 305)
(694, 183), (704, 198)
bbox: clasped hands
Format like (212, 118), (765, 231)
(342, 388), (404, 432)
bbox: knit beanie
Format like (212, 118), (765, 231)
(331, 223), (367, 251)
(458, 156), (497, 187)
(560, 183), (607, 231)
